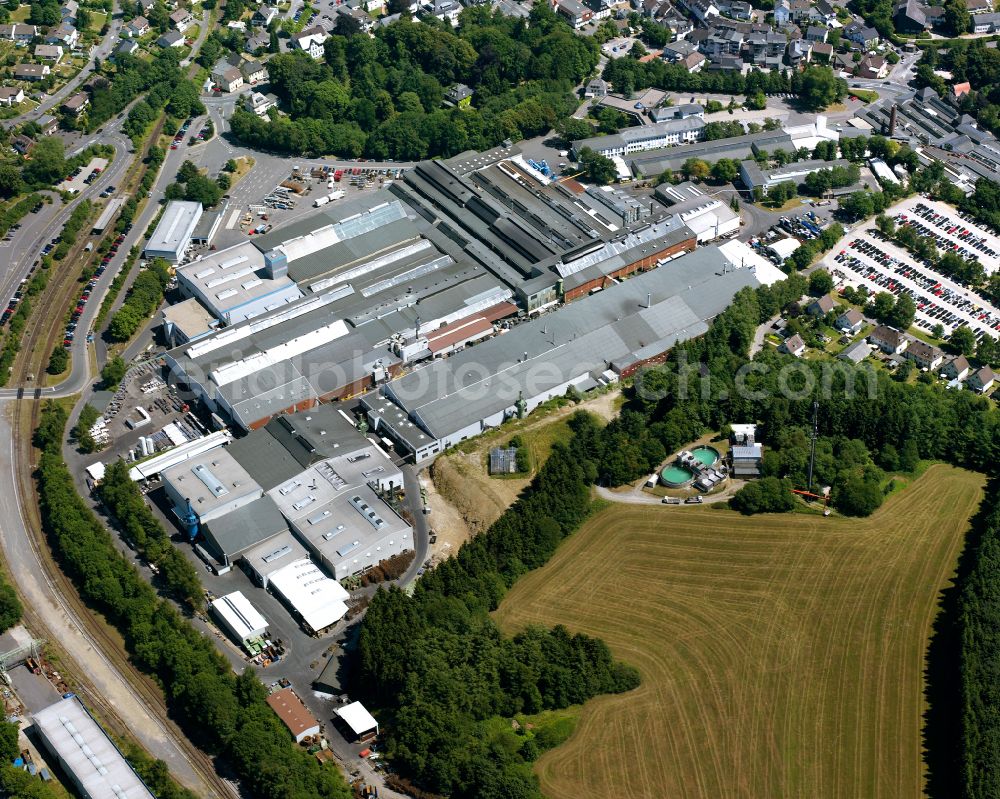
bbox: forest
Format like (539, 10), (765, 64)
(34, 406), (353, 799)
(357, 422), (640, 799)
(229, 5), (598, 159)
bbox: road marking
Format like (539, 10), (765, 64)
(225, 209), (241, 229)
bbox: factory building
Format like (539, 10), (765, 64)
(144, 200), (203, 263)
(175, 241), (303, 325)
(654, 181), (742, 242)
(165, 150), (709, 432)
(363, 244), (783, 462)
(266, 687), (321, 743)
(161, 447), (263, 528)
(32, 695), (156, 799)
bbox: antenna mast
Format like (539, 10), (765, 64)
(807, 400), (818, 491)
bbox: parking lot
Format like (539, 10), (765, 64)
(57, 157), (109, 195)
(823, 200), (1000, 341)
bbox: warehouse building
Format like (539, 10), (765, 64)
(92, 198), (124, 234)
(739, 158), (853, 194)
(363, 244), (781, 461)
(335, 701), (379, 743)
(210, 590), (268, 649)
(144, 200), (203, 263)
(572, 116), (706, 158)
(32, 695), (156, 799)
(654, 181), (741, 242)
(175, 241), (303, 326)
(266, 687), (321, 743)
(161, 447), (263, 527)
(267, 557), (350, 632)
(201, 494), (289, 566)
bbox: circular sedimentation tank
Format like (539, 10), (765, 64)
(660, 464), (694, 487)
(691, 445), (721, 468)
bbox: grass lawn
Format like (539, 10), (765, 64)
(87, 11), (107, 31)
(495, 463), (985, 799)
(849, 89), (879, 103)
(9, 5), (29, 22)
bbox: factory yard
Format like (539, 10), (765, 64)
(824, 196), (1000, 340)
(495, 464), (984, 799)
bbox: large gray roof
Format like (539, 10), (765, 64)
(203, 495), (288, 558)
(384, 246), (762, 439)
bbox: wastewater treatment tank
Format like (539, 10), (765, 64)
(660, 464), (694, 488)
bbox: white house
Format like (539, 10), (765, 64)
(969, 366), (995, 394)
(170, 8), (195, 31)
(780, 332), (806, 357)
(292, 25), (328, 59)
(0, 86), (25, 106)
(868, 324), (908, 355)
(126, 16), (151, 36)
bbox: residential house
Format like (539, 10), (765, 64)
(12, 134), (34, 154)
(786, 38), (812, 65)
(679, 0), (720, 22)
(138, 0), (155, 11)
(556, 0), (594, 28)
(158, 30), (185, 47)
(0, 86), (24, 106)
(844, 21), (879, 49)
(893, 0), (927, 32)
(868, 324), (908, 355)
(38, 113), (57, 134)
(62, 91), (89, 115)
(584, 77), (608, 98)
(972, 11), (1000, 31)
(663, 12), (694, 37)
(13, 64), (50, 81)
(805, 25), (827, 42)
(968, 366), (996, 394)
(942, 354), (971, 381)
(773, 0), (791, 24)
(170, 8), (195, 31)
(833, 51), (856, 72)
(0, 24), (38, 42)
(953, 81), (972, 99)
(444, 83), (473, 108)
(60, 0), (78, 22)
(662, 39), (698, 61)
(585, 0), (615, 19)
(114, 38), (139, 57)
(211, 64), (244, 92)
(244, 90), (278, 116)
(780, 333), (806, 357)
(806, 294), (836, 317)
(126, 16), (151, 37)
(685, 51), (707, 71)
(811, 41), (833, 61)
(967, 0), (992, 13)
(814, 0), (837, 23)
(857, 54), (888, 79)
(336, 4), (375, 30)
(835, 308), (864, 335)
(905, 339), (943, 370)
(45, 22), (78, 48)
(253, 5), (278, 25)
(291, 25), (327, 59)
(240, 59), (267, 84)
(244, 32), (269, 53)
(34, 44), (64, 62)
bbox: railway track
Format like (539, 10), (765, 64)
(6, 153), (235, 799)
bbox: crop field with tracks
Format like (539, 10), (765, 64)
(495, 464), (984, 799)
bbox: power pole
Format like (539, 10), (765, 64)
(807, 400), (818, 492)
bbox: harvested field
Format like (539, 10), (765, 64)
(495, 463), (984, 799)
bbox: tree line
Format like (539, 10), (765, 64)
(357, 415), (640, 799)
(34, 404), (353, 799)
(107, 258), (170, 343)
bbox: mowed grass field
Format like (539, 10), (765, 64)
(494, 464), (984, 799)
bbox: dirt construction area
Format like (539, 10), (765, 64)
(422, 390), (621, 563)
(495, 464), (984, 799)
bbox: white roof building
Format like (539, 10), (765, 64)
(267, 557), (349, 633)
(335, 701), (379, 742)
(176, 242), (303, 325)
(211, 591), (268, 646)
(767, 237), (800, 262)
(33, 695), (156, 799)
(145, 200), (203, 263)
(717, 239), (787, 285)
(161, 446), (263, 525)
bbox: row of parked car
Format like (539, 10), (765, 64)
(65, 224), (132, 347)
(909, 202), (998, 259)
(835, 236), (997, 341)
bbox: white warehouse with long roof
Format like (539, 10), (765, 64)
(145, 200), (202, 263)
(32, 695), (155, 799)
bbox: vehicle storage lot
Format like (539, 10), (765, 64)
(896, 196), (1000, 274)
(57, 157), (109, 194)
(823, 198), (1000, 341)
